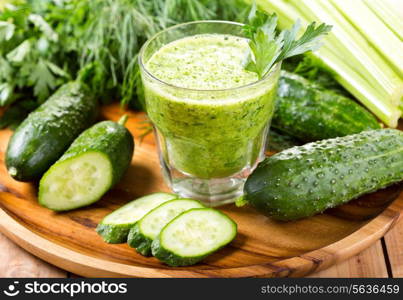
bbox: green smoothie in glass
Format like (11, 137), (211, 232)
(139, 21), (281, 206)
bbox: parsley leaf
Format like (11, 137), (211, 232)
(29, 59), (56, 102)
(277, 21), (333, 61)
(6, 40), (31, 63)
(0, 21), (15, 41)
(243, 5), (283, 78)
(243, 3), (332, 79)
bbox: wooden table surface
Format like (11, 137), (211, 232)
(1, 110), (403, 279)
(1, 0), (402, 277)
(1, 111), (402, 278)
(0, 202), (401, 278)
(1, 0), (402, 281)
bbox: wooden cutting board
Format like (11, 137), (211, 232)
(0, 104), (402, 278)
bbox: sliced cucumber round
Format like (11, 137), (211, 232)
(96, 193), (177, 243)
(151, 208), (237, 266)
(39, 152), (112, 211)
(128, 199), (204, 256)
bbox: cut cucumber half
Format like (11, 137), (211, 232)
(128, 199), (204, 256)
(96, 193), (177, 243)
(151, 208), (237, 266)
(39, 152), (112, 211)
(39, 117), (134, 212)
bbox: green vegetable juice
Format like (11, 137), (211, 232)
(143, 34), (279, 179)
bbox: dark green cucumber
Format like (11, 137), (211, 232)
(96, 193), (178, 244)
(6, 82), (98, 181)
(272, 71), (381, 142)
(243, 129), (403, 221)
(151, 208), (237, 267)
(38, 116), (134, 211)
(127, 199), (204, 256)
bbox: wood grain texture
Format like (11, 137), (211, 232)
(384, 221), (403, 277)
(0, 232), (66, 278)
(0, 104), (401, 278)
(308, 241), (388, 278)
(383, 111), (403, 278)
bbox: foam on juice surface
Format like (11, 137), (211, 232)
(146, 34), (258, 91)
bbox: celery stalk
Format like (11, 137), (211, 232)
(315, 48), (400, 127)
(364, 0), (403, 41)
(253, 0), (402, 127)
(288, 0), (402, 105)
(330, 0), (403, 78)
(252, 0), (299, 28)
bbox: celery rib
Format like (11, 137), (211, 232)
(330, 0), (403, 78)
(364, 0), (403, 41)
(252, 0), (402, 127)
(254, 0), (299, 28)
(316, 47), (400, 127)
(288, 0), (402, 105)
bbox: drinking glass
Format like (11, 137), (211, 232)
(139, 21), (281, 206)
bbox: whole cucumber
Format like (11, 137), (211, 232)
(272, 72), (381, 142)
(39, 116), (134, 211)
(243, 129), (403, 221)
(6, 82), (98, 181)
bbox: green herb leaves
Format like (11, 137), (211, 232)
(243, 9), (282, 79)
(279, 21), (333, 61)
(0, 3), (69, 105)
(243, 3), (332, 79)
(0, 21), (15, 41)
(1, 0), (250, 114)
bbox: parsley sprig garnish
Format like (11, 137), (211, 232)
(243, 3), (332, 79)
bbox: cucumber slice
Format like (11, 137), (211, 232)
(151, 208), (237, 266)
(128, 199), (204, 256)
(39, 152), (112, 211)
(96, 193), (177, 243)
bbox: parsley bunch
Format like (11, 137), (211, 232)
(0, 1), (71, 107)
(243, 3), (332, 79)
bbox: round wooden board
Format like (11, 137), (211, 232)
(0, 104), (402, 278)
